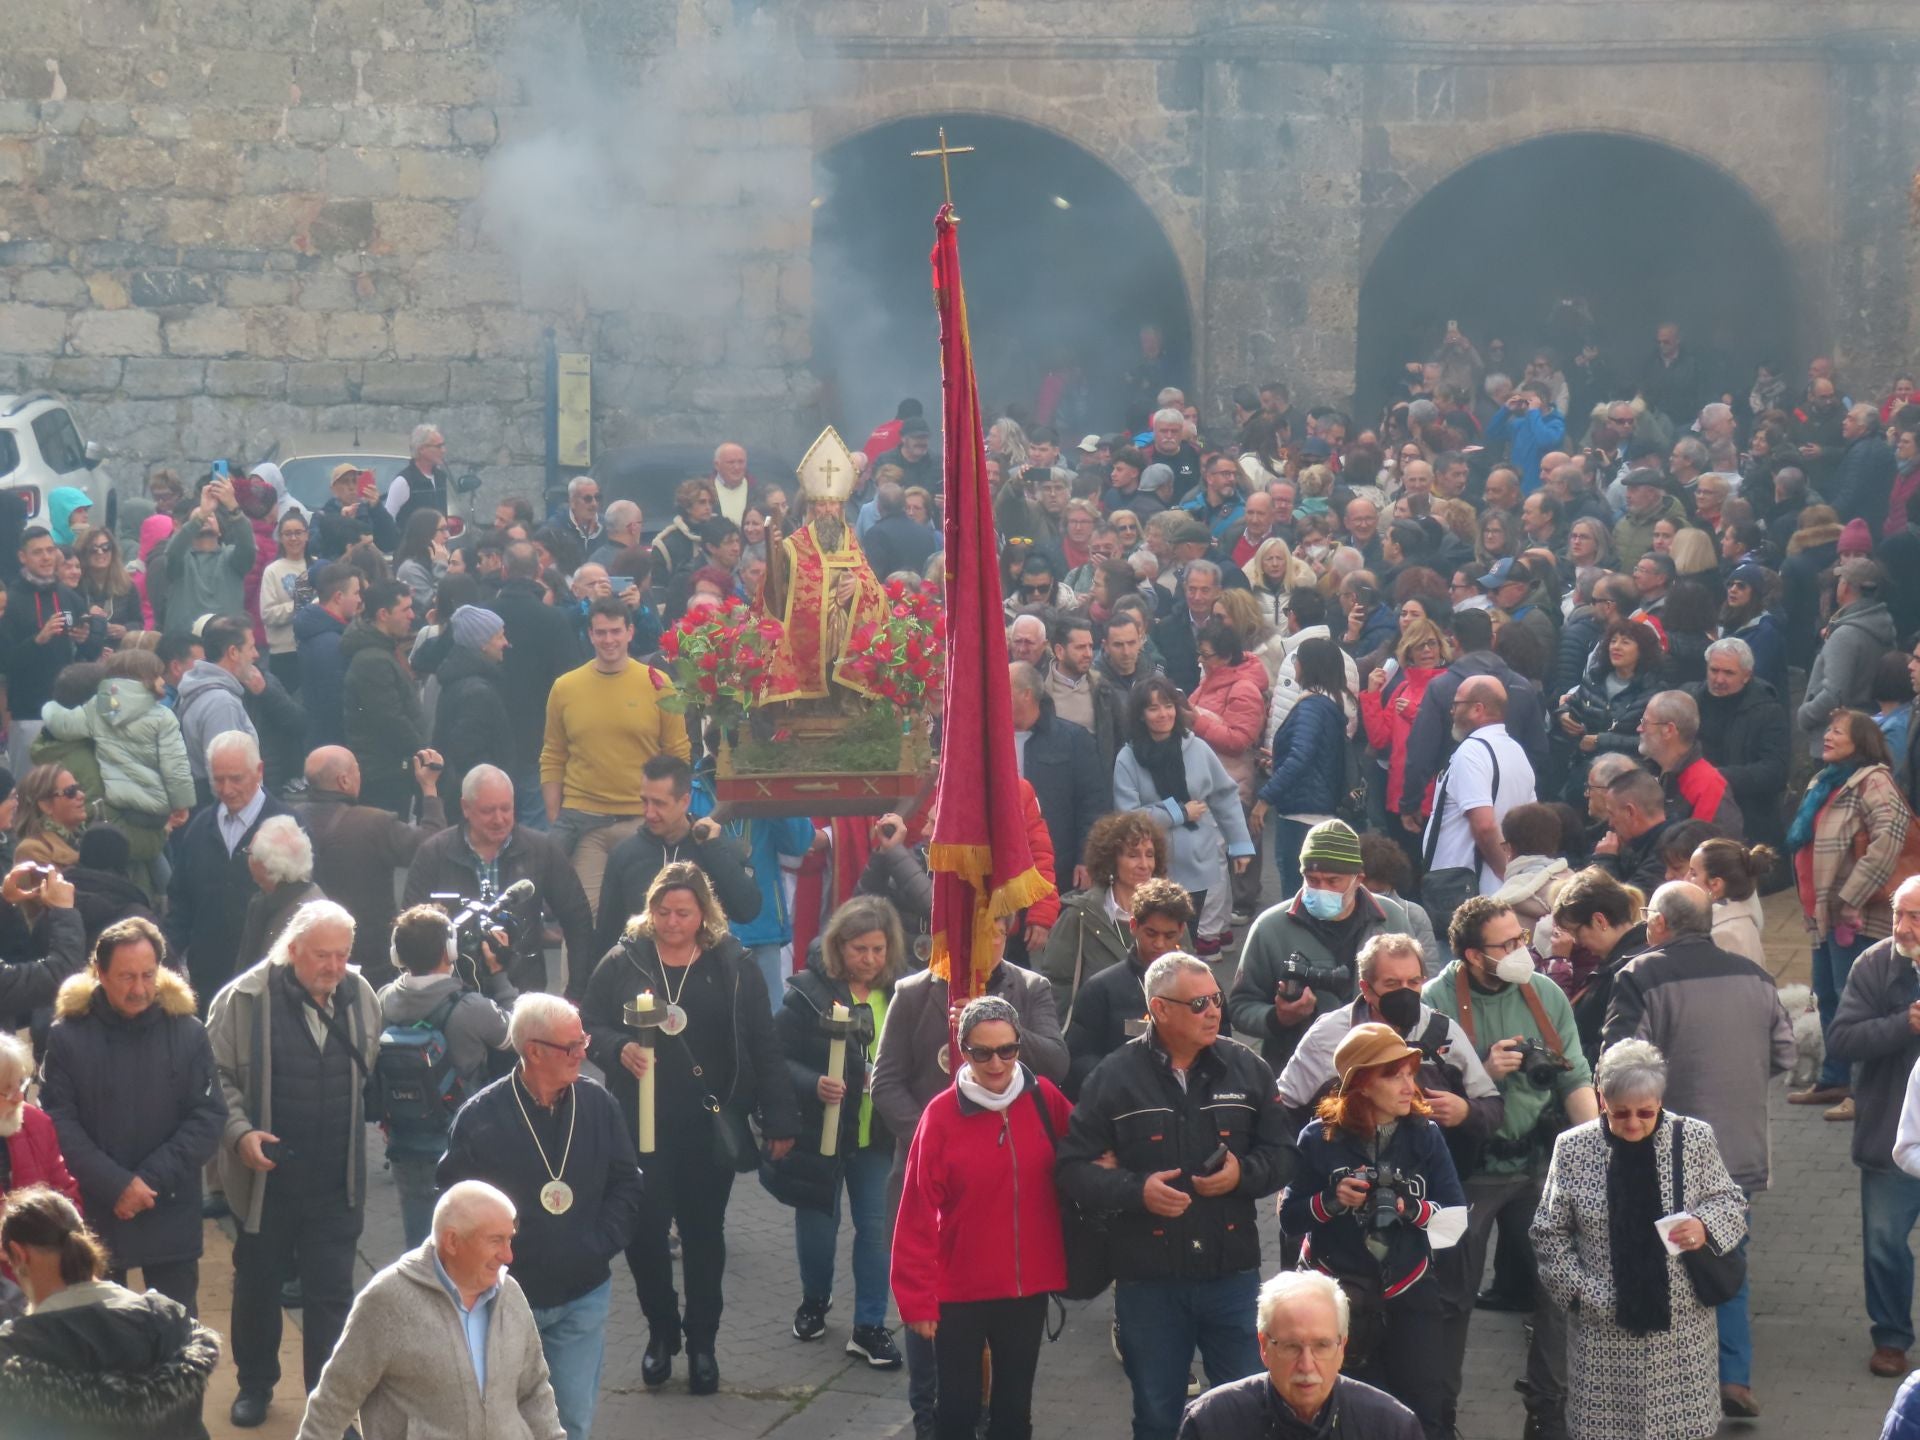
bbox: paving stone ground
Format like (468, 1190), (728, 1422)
(194, 887), (1905, 1439)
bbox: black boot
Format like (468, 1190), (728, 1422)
(687, 1349), (720, 1395)
(642, 1330), (680, 1388)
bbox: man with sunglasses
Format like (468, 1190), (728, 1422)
(1424, 897), (1596, 1440)
(1058, 952), (1297, 1440)
(439, 991), (643, 1440)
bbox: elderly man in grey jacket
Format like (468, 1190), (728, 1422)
(869, 928), (1068, 1440)
(207, 897), (381, 1430)
(1798, 558), (1897, 756)
(1600, 880), (1795, 1416)
(295, 1180), (565, 1440)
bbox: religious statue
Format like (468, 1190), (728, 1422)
(761, 426), (892, 706)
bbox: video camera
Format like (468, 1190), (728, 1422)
(1356, 1163), (1413, 1231)
(1277, 952), (1350, 1005)
(1509, 1037), (1574, 1090)
(430, 879), (538, 990)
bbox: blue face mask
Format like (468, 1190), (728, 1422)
(1300, 886), (1346, 921)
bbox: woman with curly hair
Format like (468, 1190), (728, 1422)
(1039, 810), (1168, 1018)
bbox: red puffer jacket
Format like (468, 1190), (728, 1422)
(1360, 664), (1445, 814)
(4, 1103), (81, 1206)
(890, 1073), (1073, 1323)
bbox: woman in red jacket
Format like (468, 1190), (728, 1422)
(0, 1033), (81, 1306)
(1359, 618), (1448, 835)
(891, 996), (1073, 1440)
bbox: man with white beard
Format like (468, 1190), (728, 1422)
(1838, 877), (1920, 1378)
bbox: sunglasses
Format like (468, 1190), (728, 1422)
(55, 785), (86, 800)
(963, 1042), (1021, 1063)
(1608, 1105), (1661, 1122)
(1158, 992), (1225, 1014)
(86, 541), (114, 554)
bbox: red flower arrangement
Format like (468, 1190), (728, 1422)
(839, 578), (946, 712)
(657, 597), (783, 720)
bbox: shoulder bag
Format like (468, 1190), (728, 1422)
(1670, 1115), (1746, 1307)
(1026, 1085), (1114, 1300)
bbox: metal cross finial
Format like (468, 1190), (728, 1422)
(911, 126), (975, 213)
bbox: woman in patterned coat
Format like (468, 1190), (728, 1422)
(1532, 1039), (1748, 1440)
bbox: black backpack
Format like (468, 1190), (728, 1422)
(373, 994), (464, 1154)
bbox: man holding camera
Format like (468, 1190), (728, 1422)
(1602, 881), (1794, 1417)
(1424, 897), (1596, 1440)
(1058, 953), (1298, 1440)
(1230, 820), (1413, 1070)
(375, 904), (519, 1249)
(404, 764), (596, 999)
(2, 524), (103, 774)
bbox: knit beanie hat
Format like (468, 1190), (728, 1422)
(1839, 518), (1875, 558)
(1299, 818), (1364, 875)
(956, 995), (1022, 1047)
(450, 604), (505, 650)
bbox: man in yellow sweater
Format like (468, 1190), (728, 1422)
(540, 595), (691, 909)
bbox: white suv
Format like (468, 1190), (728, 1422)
(0, 393), (115, 528)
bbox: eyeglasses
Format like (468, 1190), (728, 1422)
(578, 494), (600, 505)
(1608, 1105), (1661, 1122)
(528, 1037), (588, 1060)
(962, 1042), (1021, 1063)
(1478, 934), (1529, 957)
(1158, 992), (1225, 1015)
(1266, 1338), (1341, 1361)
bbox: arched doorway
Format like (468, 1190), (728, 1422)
(1355, 133), (1798, 425)
(812, 114), (1193, 446)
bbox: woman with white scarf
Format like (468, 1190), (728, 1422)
(891, 996), (1074, 1440)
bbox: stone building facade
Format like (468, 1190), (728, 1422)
(0, 0), (1916, 503)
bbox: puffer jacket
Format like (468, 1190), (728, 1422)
(1565, 650), (1658, 756)
(0, 1281), (221, 1440)
(40, 967), (224, 1271)
(1552, 605), (1605, 701)
(340, 618), (426, 776)
(41, 677), (194, 819)
(1189, 655), (1268, 802)
(1259, 691), (1347, 817)
(293, 602), (350, 749)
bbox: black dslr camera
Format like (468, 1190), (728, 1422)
(1277, 952), (1349, 1004)
(1509, 1038), (1574, 1089)
(1357, 1163), (1412, 1231)
(431, 879), (537, 988)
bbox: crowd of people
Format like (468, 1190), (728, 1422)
(0, 321), (1917, 1440)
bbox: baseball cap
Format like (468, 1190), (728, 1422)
(1478, 556), (1521, 589)
(1334, 1023), (1421, 1090)
(1077, 434), (1103, 454)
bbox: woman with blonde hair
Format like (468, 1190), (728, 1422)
(1361, 617), (1450, 826)
(581, 861), (800, 1394)
(776, 894), (907, 1364)
(1248, 536), (1308, 629)
(15, 763), (88, 869)
(1668, 526), (1719, 581)
(1211, 585), (1288, 687)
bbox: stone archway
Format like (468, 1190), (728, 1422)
(811, 112), (1197, 440)
(1355, 131), (1799, 421)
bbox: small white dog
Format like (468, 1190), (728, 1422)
(1779, 983), (1823, 1088)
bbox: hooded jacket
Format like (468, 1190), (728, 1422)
(171, 663), (254, 790)
(1491, 854), (1571, 926)
(41, 677), (195, 818)
(46, 486), (92, 548)
(294, 601), (353, 749)
(0, 1281), (221, 1440)
(341, 618), (426, 775)
(1189, 654), (1269, 803)
(290, 1241), (564, 1440)
(376, 969), (517, 1108)
(40, 967), (225, 1269)
(1798, 596), (1898, 753)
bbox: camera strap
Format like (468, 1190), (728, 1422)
(1453, 966), (1565, 1058)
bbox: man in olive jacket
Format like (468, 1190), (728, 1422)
(1058, 953), (1296, 1440)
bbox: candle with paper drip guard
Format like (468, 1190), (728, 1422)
(820, 1002), (853, 1157)
(623, 991), (667, 1154)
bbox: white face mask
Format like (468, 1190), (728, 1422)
(1494, 950), (1537, 987)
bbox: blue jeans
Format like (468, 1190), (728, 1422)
(532, 1278), (612, 1440)
(1272, 817), (1309, 898)
(513, 769), (549, 831)
(1863, 1168), (1920, 1351)
(1113, 1270), (1262, 1440)
(795, 1143), (893, 1327)
(1716, 1190), (1753, 1386)
(389, 1149), (441, 1253)
(752, 943), (787, 1013)
(1814, 933), (1873, 1088)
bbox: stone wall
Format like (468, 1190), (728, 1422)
(2, 0), (1919, 504)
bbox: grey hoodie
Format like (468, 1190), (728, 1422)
(174, 660), (255, 783)
(376, 969), (518, 1095)
(1799, 597), (1897, 753)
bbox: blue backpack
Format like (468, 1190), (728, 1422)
(374, 994), (463, 1154)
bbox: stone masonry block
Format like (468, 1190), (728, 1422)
(161, 306), (247, 356)
(205, 359), (286, 397)
(307, 200), (376, 255)
(285, 361), (355, 405)
(450, 106), (497, 147)
(10, 270), (89, 306)
(129, 269), (217, 308)
(324, 312), (389, 359)
(220, 272), (295, 308)
(340, 106), (452, 149)
(359, 362), (448, 404)
(285, 108), (344, 145)
(70, 307), (160, 356)
(120, 357), (206, 398)
(45, 356), (123, 393)
(393, 310), (477, 359)
(447, 359), (529, 403)
(0, 101), (37, 135)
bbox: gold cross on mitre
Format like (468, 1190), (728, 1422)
(911, 126), (975, 215)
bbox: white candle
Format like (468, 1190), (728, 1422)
(634, 992), (657, 1155)
(821, 1002), (850, 1157)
